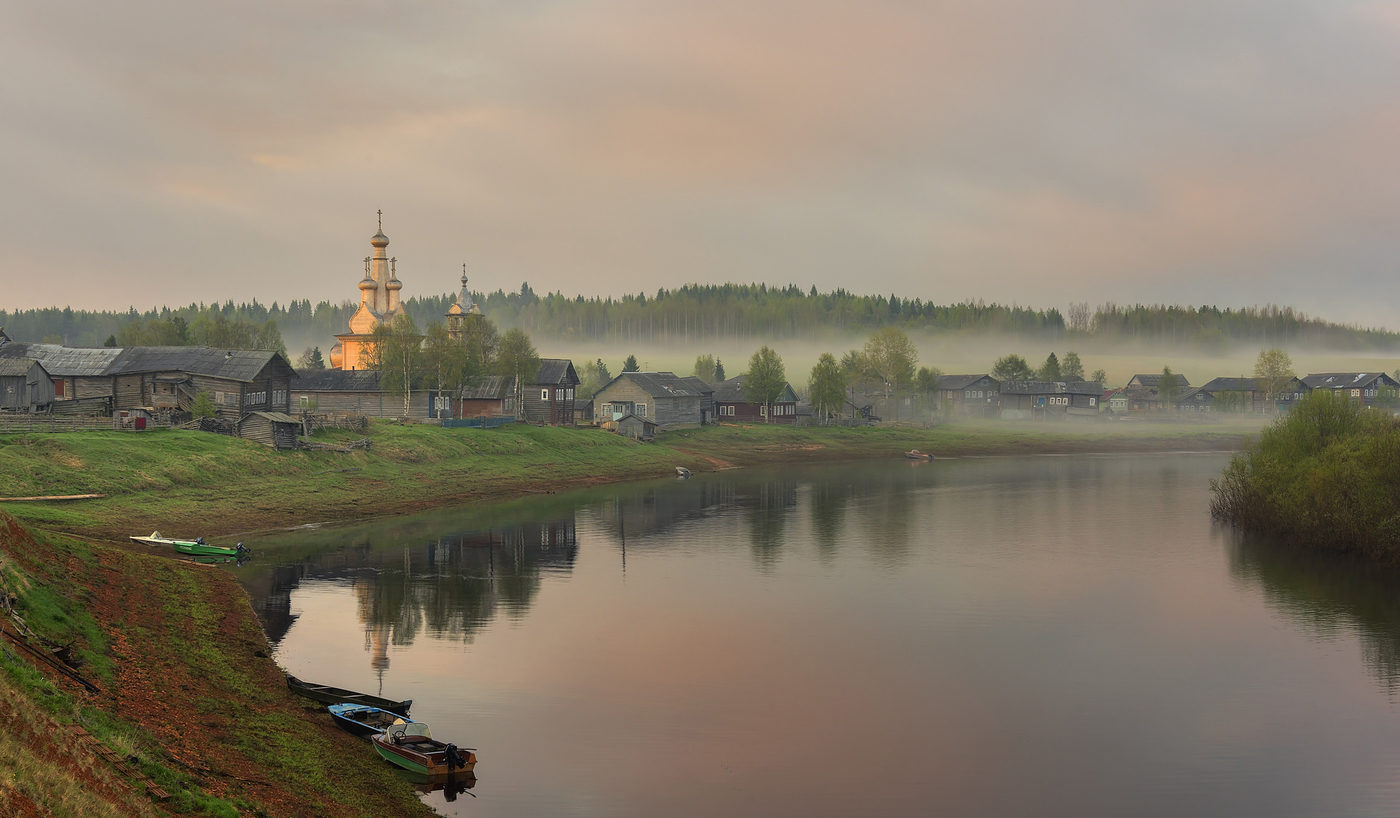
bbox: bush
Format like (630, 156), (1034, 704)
(1211, 391), (1400, 560)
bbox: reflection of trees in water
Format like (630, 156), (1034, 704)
(739, 479), (799, 570)
(249, 519), (576, 659)
(851, 468), (917, 567)
(1229, 530), (1400, 695)
(589, 481), (739, 548)
(807, 480), (848, 562)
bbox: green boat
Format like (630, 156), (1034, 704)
(130, 531), (250, 558)
(371, 722), (476, 778)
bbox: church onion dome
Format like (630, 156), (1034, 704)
(358, 275), (376, 291)
(371, 229), (389, 248)
(329, 342), (343, 369)
(386, 276), (402, 291)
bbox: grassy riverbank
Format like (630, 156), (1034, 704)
(0, 417), (1260, 815)
(1, 417), (1263, 541)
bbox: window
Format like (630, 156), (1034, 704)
(273, 389), (286, 406)
(1089, 397), (1096, 407)
(637, 403), (647, 417)
(556, 388), (565, 401)
(601, 403), (612, 416)
(299, 395), (310, 408)
(566, 388), (574, 399)
(541, 389), (549, 400)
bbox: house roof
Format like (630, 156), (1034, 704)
(109, 347), (294, 382)
(292, 369), (382, 391)
(602, 371), (706, 398)
(0, 343), (123, 377)
(0, 357), (44, 378)
(533, 358), (579, 386)
(1197, 376), (1259, 392)
(935, 374), (997, 390)
(459, 374), (513, 400)
(714, 375), (797, 403)
(1127, 373), (1190, 388)
(679, 376), (713, 396)
(1302, 372), (1398, 390)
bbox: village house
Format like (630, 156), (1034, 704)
(455, 375), (514, 420)
(0, 342), (123, 412)
(713, 374), (798, 423)
(934, 374), (1000, 417)
(291, 369), (431, 418)
(593, 372), (709, 429)
(1178, 376), (1306, 413)
(614, 412), (658, 441)
(1115, 373), (1192, 412)
(999, 381), (1101, 420)
(1301, 372), (1400, 406)
(523, 359), (580, 426)
(0, 357), (54, 412)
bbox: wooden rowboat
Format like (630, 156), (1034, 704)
(284, 673), (413, 716)
(327, 703), (405, 738)
(905, 449), (934, 461)
(371, 722), (476, 778)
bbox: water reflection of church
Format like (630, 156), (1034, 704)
(247, 516), (578, 676)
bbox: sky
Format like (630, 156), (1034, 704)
(3, 1), (1399, 329)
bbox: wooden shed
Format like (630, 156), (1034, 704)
(243, 411), (304, 450)
(0, 357), (54, 412)
(615, 412), (657, 441)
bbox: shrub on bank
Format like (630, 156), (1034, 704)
(1210, 391), (1400, 560)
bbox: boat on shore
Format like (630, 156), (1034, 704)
(371, 722), (476, 777)
(285, 673), (413, 716)
(905, 449), (934, 461)
(129, 531), (250, 558)
(328, 703), (406, 738)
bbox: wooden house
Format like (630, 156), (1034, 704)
(593, 372), (707, 429)
(0, 357), (54, 412)
(292, 369), (431, 418)
(1301, 372), (1400, 406)
(935, 374), (1000, 417)
(1179, 376), (1305, 413)
(713, 374), (798, 423)
(524, 358), (580, 426)
(1000, 381), (1102, 420)
(456, 375), (515, 420)
(109, 347), (296, 419)
(0, 342), (122, 408)
(1118, 373), (1191, 412)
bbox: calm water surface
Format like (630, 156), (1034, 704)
(233, 453), (1400, 817)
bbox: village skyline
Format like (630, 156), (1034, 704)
(3, 2), (1399, 327)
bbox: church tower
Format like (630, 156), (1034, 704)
(331, 212), (411, 371)
(445, 264), (484, 343)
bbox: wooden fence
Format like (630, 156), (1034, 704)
(0, 415), (174, 433)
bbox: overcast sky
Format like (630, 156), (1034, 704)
(3, 1), (1398, 328)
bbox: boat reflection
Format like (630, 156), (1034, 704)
(405, 769), (477, 801)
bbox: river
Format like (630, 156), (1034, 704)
(234, 452), (1400, 817)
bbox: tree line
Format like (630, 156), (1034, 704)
(6, 285), (1395, 350)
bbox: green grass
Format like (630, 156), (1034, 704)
(0, 418), (1261, 542)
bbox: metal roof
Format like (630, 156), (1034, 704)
(109, 347), (293, 382)
(459, 375), (513, 400)
(533, 358), (579, 386)
(292, 369), (382, 391)
(0, 357), (44, 378)
(0, 343), (123, 377)
(605, 371), (707, 398)
(935, 374), (997, 390)
(1301, 372), (1397, 389)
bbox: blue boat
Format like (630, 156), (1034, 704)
(327, 703), (407, 739)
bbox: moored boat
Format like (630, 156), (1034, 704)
(905, 449), (934, 461)
(328, 702), (406, 738)
(371, 722), (476, 777)
(129, 531), (250, 558)
(285, 673), (413, 715)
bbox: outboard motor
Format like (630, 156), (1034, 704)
(446, 743), (466, 771)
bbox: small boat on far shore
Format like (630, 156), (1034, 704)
(676, 466), (692, 478)
(905, 450), (934, 461)
(285, 673), (413, 716)
(372, 722), (476, 778)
